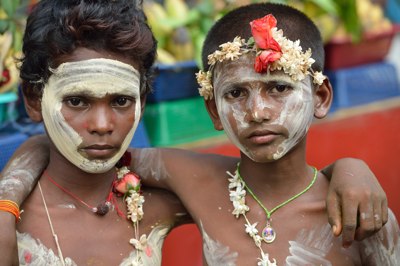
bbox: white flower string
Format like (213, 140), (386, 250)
(227, 168), (277, 266)
(196, 15), (326, 100)
(227, 164), (318, 266)
(114, 152), (148, 265)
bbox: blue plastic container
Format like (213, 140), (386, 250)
(326, 62), (400, 110)
(386, 0), (400, 23)
(0, 92), (18, 126)
(129, 121), (151, 148)
(148, 61), (200, 103)
(0, 132), (28, 171)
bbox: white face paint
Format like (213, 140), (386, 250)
(213, 55), (314, 162)
(41, 58), (141, 173)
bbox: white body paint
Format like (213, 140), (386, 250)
(135, 148), (169, 181)
(200, 222), (238, 266)
(17, 225), (170, 266)
(201, 217), (400, 265)
(213, 57), (314, 162)
(0, 153), (39, 200)
(41, 58), (141, 173)
(286, 224), (334, 266)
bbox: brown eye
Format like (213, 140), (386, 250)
(230, 89), (242, 98)
(116, 97), (127, 106)
(270, 84), (292, 94)
(112, 96), (133, 108)
(65, 97), (85, 107)
(226, 87), (247, 100)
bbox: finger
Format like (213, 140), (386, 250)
(341, 200), (358, 248)
(354, 199), (375, 241)
(381, 197), (389, 226)
(373, 198), (383, 232)
(326, 194), (342, 236)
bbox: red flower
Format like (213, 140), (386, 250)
(250, 14), (282, 73)
(0, 69), (11, 87)
(114, 172), (141, 194)
(254, 50), (282, 73)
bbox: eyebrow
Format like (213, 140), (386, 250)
(62, 88), (136, 98)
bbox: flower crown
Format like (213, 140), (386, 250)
(196, 14), (326, 100)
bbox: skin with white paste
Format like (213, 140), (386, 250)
(213, 54), (314, 162)
(191, 52), (400, 265)
(16, 49), (188, 265)
(41, 58), (141, 173)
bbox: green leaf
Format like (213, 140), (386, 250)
(0, 20), (9, 33)
(12, 27), (22, 51)
(196, 0), (215, 16)
(335, 0), (361, 42)
(308, 0), (338, 15)
(1, 0), (17, 17)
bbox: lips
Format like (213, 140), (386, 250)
(81, 144), (117, 159)
(247, 129), (280, 145)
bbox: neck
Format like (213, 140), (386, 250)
(238, 141), (312, 194)
(43, 148), (116, 197)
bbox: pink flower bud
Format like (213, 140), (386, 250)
(114, 172), (141, 194)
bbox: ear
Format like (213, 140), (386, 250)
(139, 94), (146, 121)
(23, 94), (43, 122)
(204, 98), (224, 131)
(313, 78), (333, 119)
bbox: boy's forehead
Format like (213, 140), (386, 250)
(46, 58), (141, 97)
(213, 54), (299, 87)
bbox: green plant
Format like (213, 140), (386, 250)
(0, 0), (31, 52)
(0, 0), (32, 93)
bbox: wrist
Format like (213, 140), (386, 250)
(0, 200), (21, 223)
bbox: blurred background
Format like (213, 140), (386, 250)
(1, 0), (399, 265)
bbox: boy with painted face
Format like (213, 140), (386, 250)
(0, 1), (393, 265)
(1, 0), (188, 265)
(195, 3), (399, 265)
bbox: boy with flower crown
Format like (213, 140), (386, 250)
(193, 3), (399, 265)
(0, 2), (395, 265)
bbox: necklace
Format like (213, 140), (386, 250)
(44, 171), (115, 216)
(238, 165), (317, 244)
(227, 164), (318, 265)
(41, 152), (147, 264)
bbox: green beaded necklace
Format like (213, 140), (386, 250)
(236, 165), (318, 243)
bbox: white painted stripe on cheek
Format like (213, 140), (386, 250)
(41, 58), (141, 173)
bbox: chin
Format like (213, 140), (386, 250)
(244, 148), (281, 163)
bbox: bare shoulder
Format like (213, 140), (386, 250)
(141, 187), (191, 227)
(128, 147), (239, 186)
(159, 148), (238, 174)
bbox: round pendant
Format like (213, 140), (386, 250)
(95, 201), (111, 216)
(262, 224), (276, 243)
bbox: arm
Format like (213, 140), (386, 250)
(321, 158), (387, 247)
(359, 209), (399, 265)
(0, 134), (49, 265)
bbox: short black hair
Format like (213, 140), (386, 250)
(202, 3), (324, 72)
(20, 0), (156, 99)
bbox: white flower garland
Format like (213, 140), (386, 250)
(115, 163), (147, 265)
(227, 169), (278, 266)
(196, 28), (326, 100)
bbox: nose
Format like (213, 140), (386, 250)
(87, 105), (114, 135)
(246, 93), (272, 123)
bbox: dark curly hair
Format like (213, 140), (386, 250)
(202, 3), (324, 73)
(20, 0), (156, 99)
